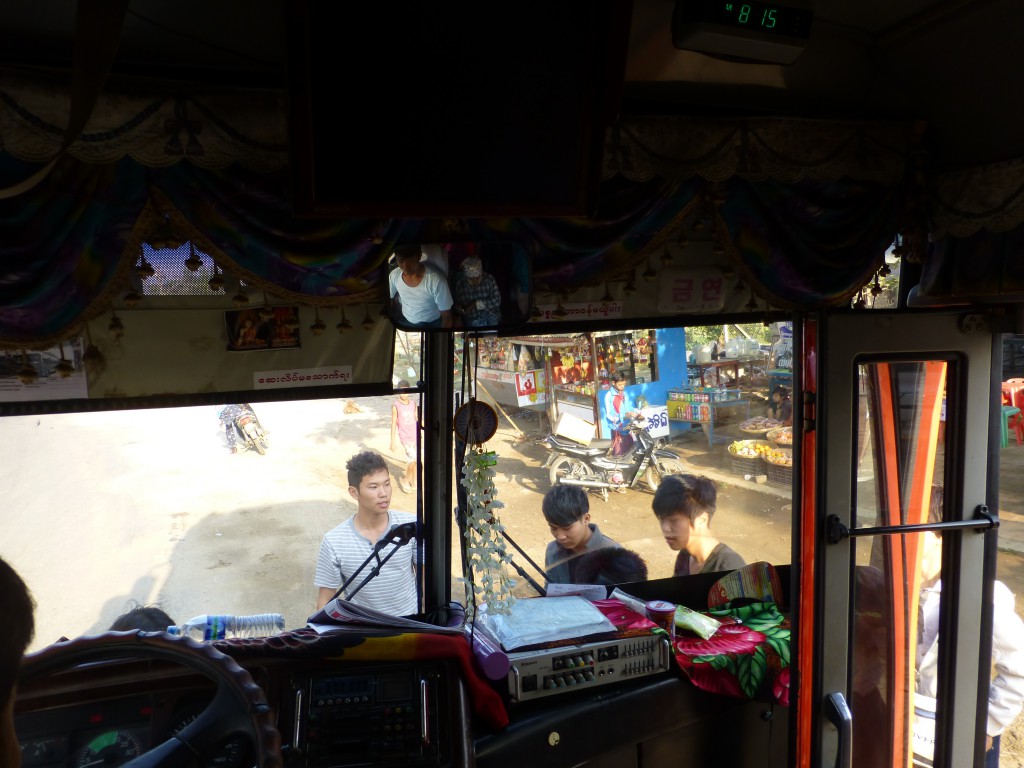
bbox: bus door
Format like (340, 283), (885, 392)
(814, 312), (999, 768)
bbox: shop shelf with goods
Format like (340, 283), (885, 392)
(667, 387), (751, 448)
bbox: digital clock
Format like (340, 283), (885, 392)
(673, 0), (814, 64)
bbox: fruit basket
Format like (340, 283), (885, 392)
(739, 416), (783, 436)
(766, 427), (793, 446)
(763, 447), (793, 484)
(727, 439), (769, 476)
(763, 447), (792, 467)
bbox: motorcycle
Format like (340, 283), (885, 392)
(541, 415), (687, 501)
(225, 404), (270, 455)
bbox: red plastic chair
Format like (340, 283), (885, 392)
(1009, 409), (1024, 446)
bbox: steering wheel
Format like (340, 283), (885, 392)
(17, 630), (283, 768)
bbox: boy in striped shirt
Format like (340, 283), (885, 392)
(314, 452), (418, 616)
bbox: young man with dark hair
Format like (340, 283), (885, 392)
(109, 604), (175, 632)
(314, 451), (418, 615)
(388, 245), (453, 329)
(1, 557), (35, 768)
(652, 474), (745, 576)
(542, 484), (620, 584)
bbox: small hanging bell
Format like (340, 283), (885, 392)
(361, 306), (375, 330)
(310, 309), (326, 336)
(336, 307), (352, 334)
(108, 313), (125, 339)
(208, 268), (225, 292)
(184, 242), (203, 272)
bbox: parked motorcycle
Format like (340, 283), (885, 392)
(542, 416), (686, 501)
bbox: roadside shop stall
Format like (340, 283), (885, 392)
(492, 328), (688, 442)
(473, 337), (550, 421)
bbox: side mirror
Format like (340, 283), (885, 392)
(387, 242), (532, 333)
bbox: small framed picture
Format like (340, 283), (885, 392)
(225, 307), (301, 351)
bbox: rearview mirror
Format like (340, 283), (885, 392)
(387, 242), (532, 333)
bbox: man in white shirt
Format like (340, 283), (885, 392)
(314, 451), (419, 616)
(388, 245), (453, 329)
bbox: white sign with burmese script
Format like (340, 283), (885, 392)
(639, 406), (670, 438)
(254, 366), (353, 389)
(657, 267), (726, 313)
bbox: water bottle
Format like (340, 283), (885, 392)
(168, 613), (285, 640)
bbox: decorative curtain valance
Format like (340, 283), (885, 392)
(718, 177), (905, 308)
(0, 73), (287, 172)
(0, 74), (919, 346)
(918, 228), (1024, 304)
(930, 156), (1024, 238)
(602, 116), (915, 185)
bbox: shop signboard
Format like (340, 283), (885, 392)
(656, 267), (726, 313)
(639, 405), (670, 438)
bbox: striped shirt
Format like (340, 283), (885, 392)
(314, 511), (419, 616)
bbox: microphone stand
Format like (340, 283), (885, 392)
(329, 526), (417, 604)
(500, 529), (549, 596)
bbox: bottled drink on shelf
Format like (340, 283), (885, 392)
(168, 613), (285, 641)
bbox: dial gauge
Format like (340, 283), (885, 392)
(75, 729), (142, 768)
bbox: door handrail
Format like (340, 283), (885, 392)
(827, 506), (998, 545)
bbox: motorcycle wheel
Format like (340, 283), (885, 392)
(548, 456), (590, 487)
(646, 457), (686, 492)
(242, 422), (266, 455)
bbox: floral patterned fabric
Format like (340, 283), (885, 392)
(673, 601), (791, 707)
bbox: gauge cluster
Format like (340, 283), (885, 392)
(16, 692), (246, 768)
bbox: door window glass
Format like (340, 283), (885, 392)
(850, 360), (948, 768)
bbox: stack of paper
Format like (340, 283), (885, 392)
(479, 596), (616, 650)
(308, 598), (464, 635)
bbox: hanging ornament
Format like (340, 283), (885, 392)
(184, 241), (203, 272)
(853, 290), (867, 310)
(712, 242), (726, 256)
(55, 343), (75, 378)
(660, 247), (673, 267)
(16, 351), (38, 384)
(232, 289), (249, 307)
(600, 283), (614, 306)
(336, 306), (352, 334)
(623, 280), (637, 296)
(148, 214), (183, 251)
(82, 328), (105, 378)
(745, 290), (758, 311)
(642, 259), (657, 282)
(259, 301), (274, 321)
(878, 263), (892, 278)
(553, 296), (567, 319)
(108, 312), (125, 339)
(137, 253), (155, 280)
(310, 307), (326, 336)
(284, 312), (301, 331)
(361, 305), (375, 330)
(870, 276), (883, 297)
(122, 289), (143, 308)
(208, 265), (225, 292)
